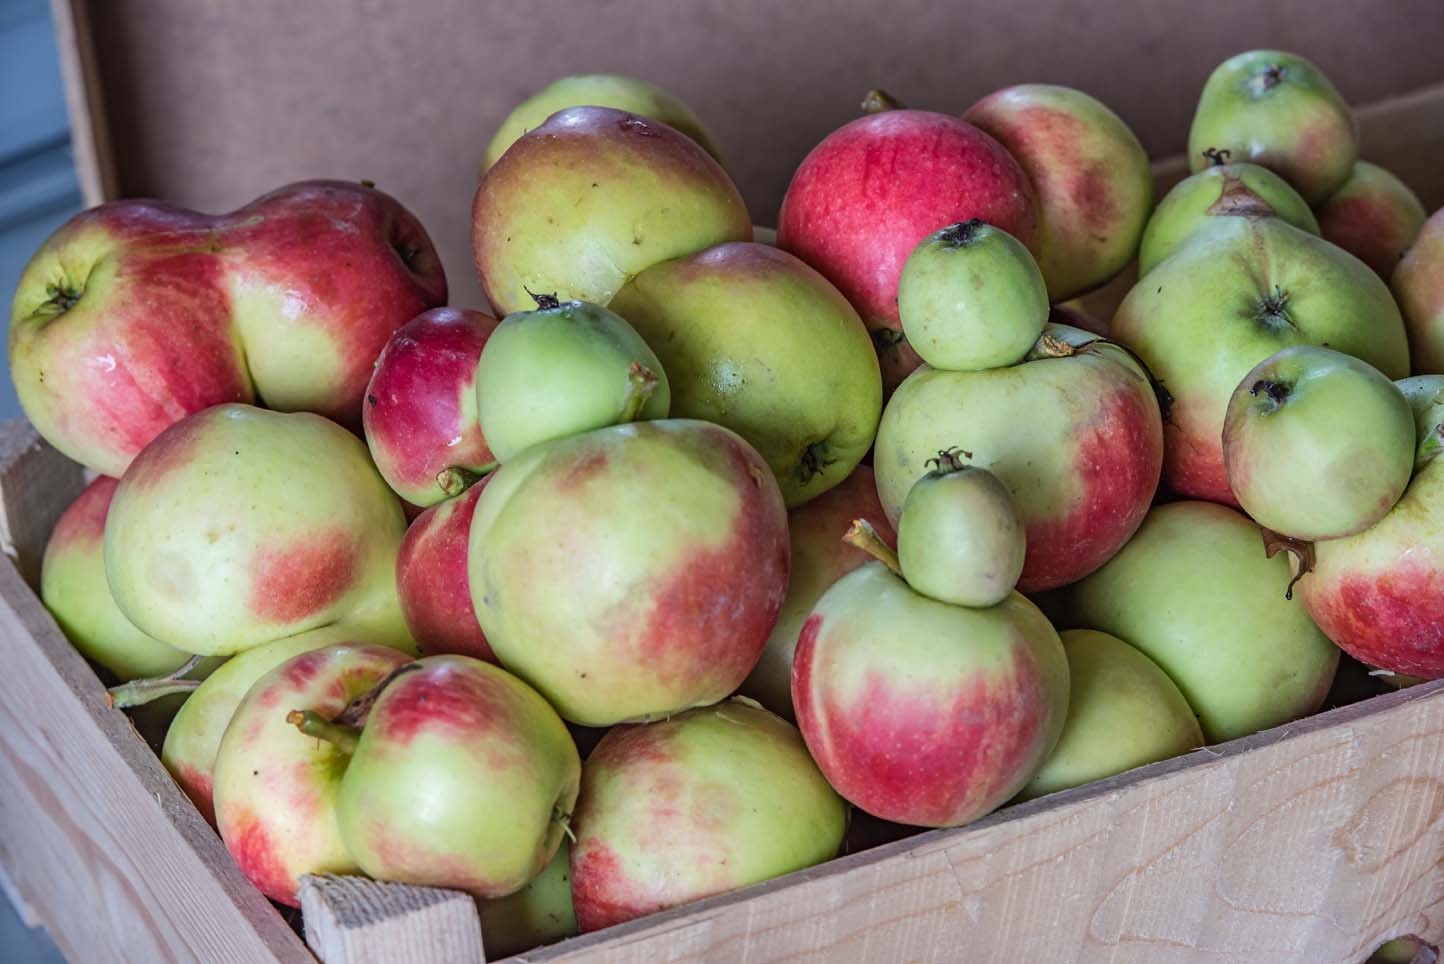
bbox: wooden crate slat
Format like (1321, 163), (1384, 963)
(299, 874), (485, 964)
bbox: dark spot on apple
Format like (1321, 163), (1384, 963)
(367, 394), (379, 407)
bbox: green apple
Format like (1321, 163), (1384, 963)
(475, 297), (669, 462)
(896, 220), (1047, 372)
(1223, 346), (1413, 539)
(1017, 629), (1204, 800)
(1137, 163), (1318, 276)
(1187, 50), (1357, 204)
(608, 241), (881, 506)
(1058, 500), (1339, 742)
(1397, 374), (1444, 468)
(1315, 161), (1427, 279)
(483, 74), (719, 170)
(478, 841), (577, 958)
(896, 452), (1024, 608)
(1392, 206), (1444, 374)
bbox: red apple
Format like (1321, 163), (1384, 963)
(364, 307), (499, 506)
(396, 479), (494, 662)
(778, 101), (1039, 392)
(1316, 162), (1427, 280)
(1393, 206), (1444, 374)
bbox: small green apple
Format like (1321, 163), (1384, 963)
(478, 841), (577, 958)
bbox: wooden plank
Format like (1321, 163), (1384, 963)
(48, 0), (117, 204)
(0, 422), (311, 964)
(299, 875), (485, 964)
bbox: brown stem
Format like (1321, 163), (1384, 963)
(843, 519), (902, 576)
(288, 710), (361, 755)
(618, 362), (659, 423)
(333, 662), (422, 727)
(1261, 528), (1315, 601)
(106, 654), (206, 709)
(861, 89), (905, 114)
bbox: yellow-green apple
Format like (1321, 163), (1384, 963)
(1137, 163), (1319, 276)
(1398, 374), (1444, 468)
(1187, 50), (1357, 205)
(1058, 501), (1339, 742)
(569, 697), (845, 931)
(396, 479), (494, 662)
(469, 419), (788, 726)
(873, 324), (1162, 592)
(792, 556), (1068, 827)
(363, 307), (498, 507)
(608, 241), (880, 506)
(963, 84), (1152, 300)
(326, 655), (580, 898)
(1393, 206), (1444, 374)
(739, 466), (892, 721)
(777, 104), (1038, 393)
(475, 297), (669, 462)
(1017, 629), (1203, 800)
(1315, 162), (1427, 279)
(478, 841), (577, 957)
(41, 476), (191, 679)
(896, 221), (1047, 372)
(104, 404), (413, 655)
(9, 202), (251, 476)
(1111, 215), (1409, 505)
(472, 107), (750, 316)
(896, 453), (1024, 608)
(1223, 346), (1413, 539)
(212, 643), (412, 904)
(483, 74), (719, 170)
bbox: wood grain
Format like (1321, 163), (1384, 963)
(300, 875), (484, 964)
(48, 0), (117, 204)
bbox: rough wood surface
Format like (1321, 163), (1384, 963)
(300, 875), (484, 964)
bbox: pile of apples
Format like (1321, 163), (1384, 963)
(15, 45), (1444, 955)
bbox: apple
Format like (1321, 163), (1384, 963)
(469, 419), (788, 726)
(569, 697), (845, 931)
(1315, 162), (1427, 279)
(1398, 374), (1444, 466)
(1049, 303), (1108, 339)
(475, 297), (670, 462)
(896, 220), (1047, 372)
(1392, 205), (1444, 374)
(1017, 629), (1204, 800)
(472, 107), (750, 317)
(1111, 214), (1410, 505)
(212, 643), (413, 905)
(364, 307), (499, 507)
(478, 840), (577, 958)
(396, 480), (494, 662)
(739, 465), (893, 721)
(1223, 346), (1413, 539)
(483, 74), (719, 170)
(41, 476), (191, 680)
(330, 655), (580, 898)
(963, 84), (1153, 300)
(104, 404), (413, 655)
(792, 557), (1068, 827)
(873, 324), (1162, 592)
(1187, 50), (1357, 205)
(1137, 163), (1319, 276)
(896, 453), (1024, 608)
(1058, 500), (1339, 742)
(608, 241), (881, 507)
(777, 101), (1039, 393)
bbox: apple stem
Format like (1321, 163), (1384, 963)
(436, 464), (495, 498)
(1260, 528), (1315, 601)
(1200, 147), (1232, 167)
(287, 709), (361, 755)
(553, 806), (577, 844)
(526, 289), (562, 310)
(334, 662), (422, 727)
(843, 518), (902, 576)
(1032, 333), (1079, 359)
(924, 447), (972, 475)
(618, 362), (659, 423)
(106, 655), (206, 709)
(860, 89), (905, 114)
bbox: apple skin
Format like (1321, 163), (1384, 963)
(483, 74), (720, 170)
(569, 697), (846, 932)
(1111, 216), (1410, 505)
(1392, 206), (1444, 374)
(9, 202), (252, 477)
(777, 109), (1039, 393)
(213, 643), (413, 905)
(104, 404), (412, 655)
(41, 476), (192, 680)
(963, 84), (1153, 300)
(897, 463), (1025, 609)
(1058, 501), (1339, 742)
(793, 563), (1068, 828)
(1398, 374), (1444, 463)
(363, 307), (499, 507)
(1223, 346), (1413, 540)
(470, 419), (788, 726)
(472, 107), (750, 317)
(1315, 162), (1427, 280)
(873, 324), (1162, 592)
(1017, 629), (1204, 801)
(396, 480), (494, 662)
(478, 840), (577, 958)
(608, 241), (881, 507)
(336, 655), (581, 898)
(1137, 163), (1319, 277)
(739, 465), (893, 722)
(1187, 50), (1357, 205)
